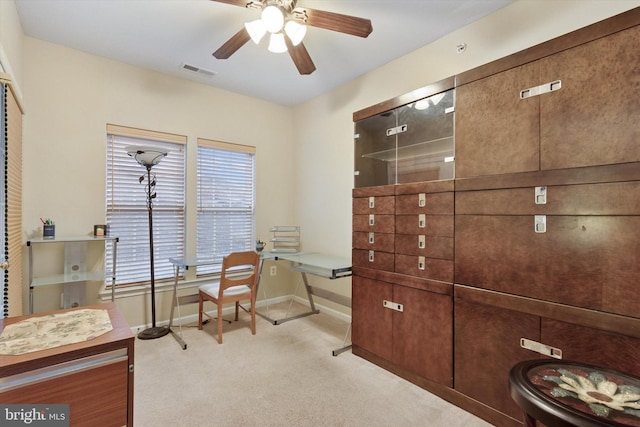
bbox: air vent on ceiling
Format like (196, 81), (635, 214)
(180, 63), (216, 78)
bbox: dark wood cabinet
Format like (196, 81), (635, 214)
(454, 285), (640, 424)
(353, 186), (395, 273)
(352, 268), (453, 387)
(352, 9), (640, 427)
(456, 23), (639, 178)
(455, 166), (640, 319)
(395, 182), (454, 282)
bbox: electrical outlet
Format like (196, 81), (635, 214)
(270, 266), (277, 276)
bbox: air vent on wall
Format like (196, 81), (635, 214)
(180, 63), (216, 78)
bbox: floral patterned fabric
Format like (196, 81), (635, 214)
(0, 309), (112, 355)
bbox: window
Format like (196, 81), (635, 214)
(196, 138), (256, 275)
(106, 125), (186, 286)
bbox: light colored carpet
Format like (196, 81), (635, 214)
(133, 301), (492, 427)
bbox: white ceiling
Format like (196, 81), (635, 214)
(14, 0), (514, 106)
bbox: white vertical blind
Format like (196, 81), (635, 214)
(106, 126), (186, 285)
(197, 138), (256, 275)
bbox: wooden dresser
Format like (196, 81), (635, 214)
(0, 303), (134, 427)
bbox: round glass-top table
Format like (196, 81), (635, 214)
(509, 360), (640, 427)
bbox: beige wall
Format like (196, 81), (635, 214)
(18, 38), (299, 325)
(2, 0), (638, 325)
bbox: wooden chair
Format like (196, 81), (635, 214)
(198, 251), (260, 344)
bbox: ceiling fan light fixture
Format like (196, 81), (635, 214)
(284, 20), (306, 46)
(268, 32), (288, 53)
(245, 19), (267, 44)
(262, 5), (285, 33)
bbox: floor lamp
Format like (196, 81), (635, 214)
(126, 146), (170, 340)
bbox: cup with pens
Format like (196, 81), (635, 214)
(41, 218), (55, 239)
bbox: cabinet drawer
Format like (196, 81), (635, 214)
(353, 231), (395, 252)
(352, 249), (394, 272)
(395, 234), (453, 259)
(395, 192), (453, 215)
(456, 181), (640, 216)
(353, 214), (395, 233)
(353, 195), (395, 215)
(395, 254), (453, 282)
(455, 214), (640, 317)
(395, 214), (453, 237)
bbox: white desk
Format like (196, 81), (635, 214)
(168, 252), (352, 355)
(259, 251), (352, 355)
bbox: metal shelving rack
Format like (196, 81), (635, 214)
(269, 226), (300, 253)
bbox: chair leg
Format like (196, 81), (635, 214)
(198, 295), (204, 330)
(235, 301), (239, 321)
(217, 303), (223, 344)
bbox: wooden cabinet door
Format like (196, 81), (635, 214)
(454, 297), (541, 420)
(393, 285), (452, 386)
(352, 275), (393, 361)
(455, 62), (540, 178)
(540, 25), (640, 170)
(455, 214), (640, 317)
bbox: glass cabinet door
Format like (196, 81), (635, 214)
(354, 89), (455, 188)
(396, 89), (455, 184)
(354, 110), (397, 188)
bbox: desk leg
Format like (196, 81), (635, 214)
(256, 271), (320, 325)
(168, 265), (187, 350)
(332, 322), (352, 357)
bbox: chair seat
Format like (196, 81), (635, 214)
(199, 282), (251, 299)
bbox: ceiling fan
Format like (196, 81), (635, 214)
(211, 0), (373, 75)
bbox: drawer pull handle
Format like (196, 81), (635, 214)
(383, 300), (404, 312)
(368, 250), (375, 262)
(369, 196), (375, 209)
(368, 232), (375, 244)
(418, 214), (426, 228)
(418, 235), (425, 249)
(520, 338), (562, 359)
(520, 80), (562, 99)
(535, 215), (546, 233)
(418, 193), (426, 207)
(369, 214), (375, 226)
(535, 186), (547, 205)
(418, 256), (425, 270)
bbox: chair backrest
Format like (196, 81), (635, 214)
(219, 251), (260, 296)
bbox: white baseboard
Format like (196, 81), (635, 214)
(130, 294), (351, 334)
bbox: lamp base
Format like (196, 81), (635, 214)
(137, 326), (170, 340)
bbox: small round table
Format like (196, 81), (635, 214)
(509, 360), (640, 427)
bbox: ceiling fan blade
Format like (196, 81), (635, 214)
(213, 27), (251, 59)
(209, 0), (253, 7)
(285, 39), (316, 75)
(300, 8), (372, 38)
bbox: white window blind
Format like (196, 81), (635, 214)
(106, 125), (186, 285)
(197, 139), (256, 275)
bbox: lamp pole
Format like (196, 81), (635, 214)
(127, 146), (170, 340)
